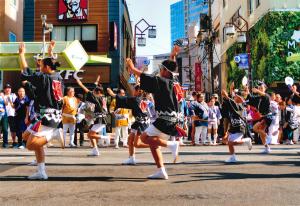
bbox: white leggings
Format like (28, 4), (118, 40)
(194, 126), (208, 144)
(63, 123), (76, 145)
(115, 126), (129, 146)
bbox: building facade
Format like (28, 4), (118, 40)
(220, 0), (300, 90)
(22, 0), (133, 92)
(171, 1), (185, 46)
(0, 0), (24, 89)
(109, 0), (133, 92)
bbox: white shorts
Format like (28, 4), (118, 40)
(208, 123), (218, 129)
(144, 124), (170, 140)
(228, 132), (244, 142)
(28, 125), (56, 140)
(90, 123), (106, 133)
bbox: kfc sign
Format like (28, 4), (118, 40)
(58, 0), (88, 20)
(59, 70), (85, 80)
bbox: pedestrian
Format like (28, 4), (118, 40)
(107, 85), (150, 165)
(19, 41), (65, 180)
(222, 90), (252, 163)
(13, 87), (30, 149)
(125, 45), (181, 179)
(3, 83), (17, 148)
(282, 97), (299, 145)
(62, 87), (79, 147)
(75, 78), (107, 156)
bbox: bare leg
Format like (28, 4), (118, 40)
(35, 147), (45, 163)
(134, 133), (149, 148)
(128, 133), (135, 156)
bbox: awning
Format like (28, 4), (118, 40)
(287, 53), (300, 62)
(87, 55), (112, 64)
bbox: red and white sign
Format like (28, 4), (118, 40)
(58, 0), (88, 20)
(195, 62), (202, 92)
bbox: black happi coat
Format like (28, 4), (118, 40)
(140, 73), (180, 136)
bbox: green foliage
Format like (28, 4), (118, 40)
(226, 11), (300, 85)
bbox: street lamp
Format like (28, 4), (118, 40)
(225, 14), (252, 89)
(41, 14), (53, 58)
(133, 18), (156, 64)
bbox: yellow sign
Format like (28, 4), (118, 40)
(0, 40), (88, 71)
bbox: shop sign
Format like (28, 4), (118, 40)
(288, 30), (300, 56)
(58, 0), (88, 21)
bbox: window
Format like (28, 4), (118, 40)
(51, 25), (97, 52)
(9, 32), (16, 42)
(10, 0), (16, 7)
(248, 0), (253, 15)
(223, 0), (226, 8)
(256, 0), (260, 8)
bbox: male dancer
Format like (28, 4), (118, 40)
(75, 78), (107, 156)
(125, 46), (181, 180)
(19, 42), (64, 180)
(245, 81), (272, 153)
(107, 85), (150, 165)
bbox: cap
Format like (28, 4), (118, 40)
(4, 84), (11, 89)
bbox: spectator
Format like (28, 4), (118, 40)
(283, 97), (299, 145)
(110, 89), (130, 149)
(74, 94), (86, 146)
(207, 97), (222, 145)
(193, 93), (209, 145)
(3, 84), (17, 148)
(0, 92), (8, 148)
(13, 87), (30, 149)
(62, 87), (79, 147)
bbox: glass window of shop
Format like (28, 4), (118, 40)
(51, 25), (97, 52)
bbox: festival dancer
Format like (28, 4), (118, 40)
(75, 78), (107, 156)
(222, 90), (252, 163)
(245, 81), (273, 153)
(107, 85), (150, 165)
(19, 42), (65, 180)
(125, 46), (182, 180)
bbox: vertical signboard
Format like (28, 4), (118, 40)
(195, 62), (202, 92)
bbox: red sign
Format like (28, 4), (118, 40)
(195, 62), (202, 92)
(58, 0), (88, 20)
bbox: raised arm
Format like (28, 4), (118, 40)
(75, 78), (90, 93)
(170, 45), (180, 61)
(291, 86), (300, 97)
(106, 88), (116, 97)
(48, 40), (56, 58)
(19, 42), (28, 72)
(126, 58), (142, 77)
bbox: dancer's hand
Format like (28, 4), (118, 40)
(106, 88), (116, 97)
(126, 58), (134, 71)
(252, 87), (259, 94)
(19, 42), (26, 55)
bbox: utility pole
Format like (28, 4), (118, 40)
(208, 0), (214, 94)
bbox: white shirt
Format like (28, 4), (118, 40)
(4, 93), (17, 117)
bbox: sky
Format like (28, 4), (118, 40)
(126, 0), (180, 57)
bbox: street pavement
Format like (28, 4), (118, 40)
(1, 143), (300, 206)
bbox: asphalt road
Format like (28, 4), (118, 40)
(0, 144), (300, 206)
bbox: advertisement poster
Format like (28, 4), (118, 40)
(58, 0), (88, 20)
